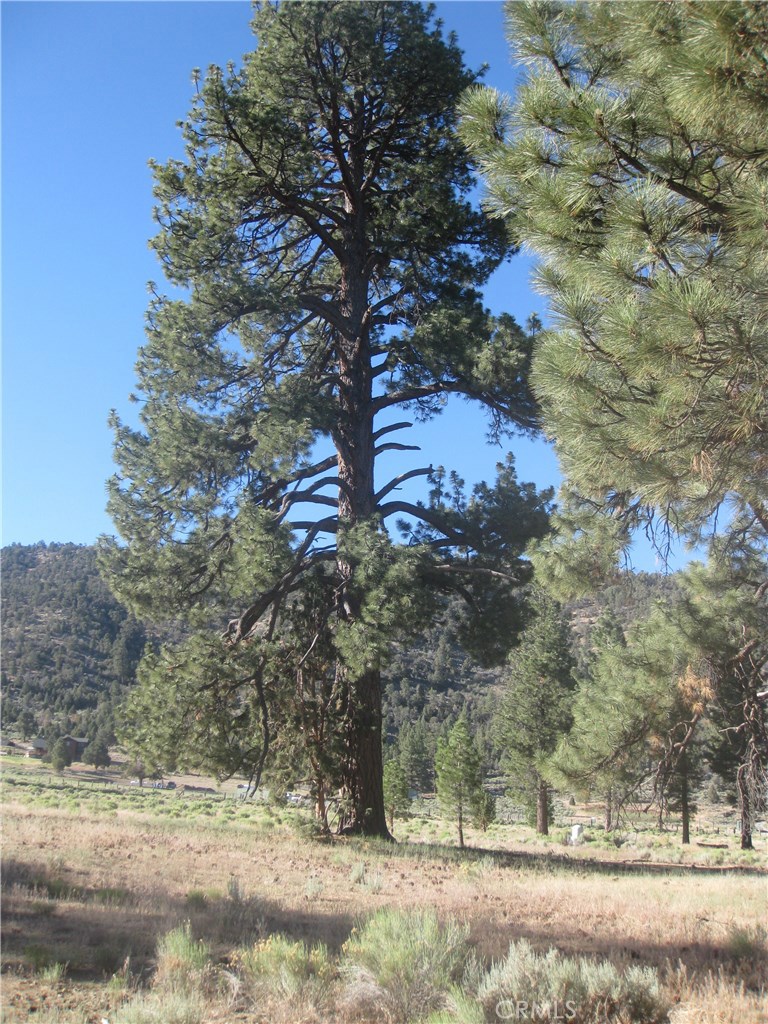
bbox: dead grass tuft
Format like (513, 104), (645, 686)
(668, 963), (767, 1024)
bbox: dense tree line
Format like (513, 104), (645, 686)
(1, 538), (750, 842)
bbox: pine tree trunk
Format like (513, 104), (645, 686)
(680, 751), (690, 845)
(315, 783), (328, 832)
(458, 802), (465, 849)
(604, 788), (613, 832)
(328, 181), (392, 838)
(536, 778), (549, 835)
(337, 668), (390, 837)
(333, 361), (390, 838)
(737, 763), (754, 850)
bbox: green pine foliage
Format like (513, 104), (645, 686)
(2, 540), (683, 799)
(382, 759), (411, 833)
(667, 540), (768, 848)
(547, 618), (665, 824)
(394, 718), (437, 794)
(460, 0), (768, 552)
(472, 788), (496, 832)
(459, 0), (768, 846)
(497, 591), (576, 833)
(383, 595), (508, 776)
(49, 738), (72, 772)
(83, 739), (112, 769)
(550, 535), (767, 844)
(435, 715), (486, 848)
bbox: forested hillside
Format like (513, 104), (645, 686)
(385, 570), (680, 723)
(1, 543), (506, 749)
(1, 543), (145, 742)
(568, 571), (681, 671)
(1, 542), (678, 770)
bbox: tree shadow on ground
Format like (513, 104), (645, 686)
(3, 843), (765, 996)
(354, 835), (767, 878)
(5, 858), (763, 994)
(1, 856), (355, 983)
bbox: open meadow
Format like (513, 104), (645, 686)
(1, 759), (766, 1024)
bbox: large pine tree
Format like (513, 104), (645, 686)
(102, 2), (550, 837)
(460, 0), (767, 842)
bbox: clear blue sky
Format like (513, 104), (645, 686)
(1, 2), (680, 570)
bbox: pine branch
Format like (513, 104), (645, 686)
(374, 467), (432, 503)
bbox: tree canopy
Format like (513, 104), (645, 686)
(102, 1), (550, 837)
(460, 0), (768, 554)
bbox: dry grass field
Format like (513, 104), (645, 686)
(1, 759), (765, 1023)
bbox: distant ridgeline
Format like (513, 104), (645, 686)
(0, 542), (676, 759)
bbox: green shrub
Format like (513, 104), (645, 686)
(215, 880), (264, 945)
(726, 924), (767, 961)
(31, 875), (71, 900)
(341, 907), (470, 1023)
(238, 933), (333, 990)
(304, 877), (324, 901)
(154, 922), (211, 991)
(39, 961), (66, 983)
(236, 932), (334, 1019)
(185, 890), (208, 911)
(476, 941), (669, 1024)
(425, 988), (485, 1024)
(363, 869), (384, 893)
(350, 860), (367, 885)
(113, 988), (206, 1024)
(93, 886), (129, 907)
(622, 965), (669, 1022)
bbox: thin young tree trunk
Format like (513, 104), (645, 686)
(605, 787), (613, 832)
(536, 777), (549, 835)
(680, 751), (690, 845)
(315, 778), (328, 832)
